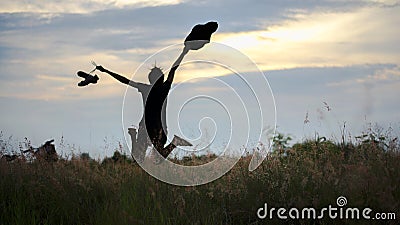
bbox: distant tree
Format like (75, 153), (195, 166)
(80, 152), (91, 161)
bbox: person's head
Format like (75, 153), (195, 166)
(148, 66), (164, 85)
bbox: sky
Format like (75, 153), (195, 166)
(0, 0), (399, 158)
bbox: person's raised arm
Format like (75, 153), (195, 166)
(96, 65), (142, 88)
(166, 47), (189, 83)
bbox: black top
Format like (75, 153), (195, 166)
(138, 80), (172, 130)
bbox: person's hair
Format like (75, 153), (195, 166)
(148, 66), (164, 84)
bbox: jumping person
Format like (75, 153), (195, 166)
(95, 47), (192, 163)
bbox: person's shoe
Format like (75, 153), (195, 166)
(171, 135), (193, 146)
(77, 71), (99, 87)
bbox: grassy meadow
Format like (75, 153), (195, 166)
(1, 127), (399, 225)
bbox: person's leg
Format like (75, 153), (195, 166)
(128, 126), (147, 163)
(160, 143), (176, 158)
(165, 135), (193, 152)
(151, 128), (192, 159)
(151, 128), (170, 158)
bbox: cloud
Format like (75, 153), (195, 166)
(356, 65), (400, 84)
(0, 0), (186, 13)
(215, 5), (400, 70)
(326, 64), (400, 86)
(1, 0), (399, 103)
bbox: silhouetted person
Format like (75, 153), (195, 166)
(185, 21), (218, 50)
(77, 71), (99, 86)
(93, 21), (218, 163)
(96, 47), (191, 163)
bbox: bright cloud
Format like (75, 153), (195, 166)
(215, 5), (400, 70)
(0, 0), (185, 13)
(1, 2), (399, 101)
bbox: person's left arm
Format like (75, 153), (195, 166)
(166, 47), (189, 83)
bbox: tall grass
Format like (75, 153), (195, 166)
(1, 129), (399, 225)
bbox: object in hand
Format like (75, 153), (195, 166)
(184, 21), (218, 50)
(77, 71), (99, 87)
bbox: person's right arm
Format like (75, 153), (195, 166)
(96, 65), (142, 88)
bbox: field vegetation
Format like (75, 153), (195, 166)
(1, 125), (399, 224)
